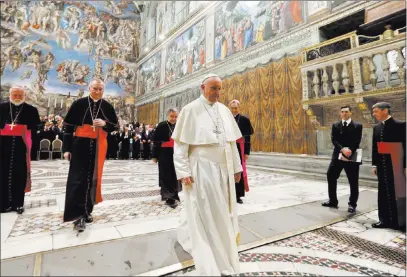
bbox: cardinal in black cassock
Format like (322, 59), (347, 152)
(152, 109), (182, 208)
(0, 87), (41, 214)
(63, 80), (118, 232)
(371, 102), (406, 231)
(229, 100), (254, 204)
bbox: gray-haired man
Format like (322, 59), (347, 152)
(0, 86), (41, 214)
(152, 108), (181, 208)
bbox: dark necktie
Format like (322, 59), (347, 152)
(343, 122), (347, 127)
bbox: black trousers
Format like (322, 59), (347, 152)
(327, 159), (360, 207)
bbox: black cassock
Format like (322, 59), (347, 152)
(0, 102), (41, 212)
(63, 97), (118, 222)
(372, 117), (406, 230)
(152, 121), (181, 201)
(234, 114), (254, 199)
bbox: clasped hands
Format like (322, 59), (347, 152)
(93, 118), (106, 127)
(180, 173), (241, 188)
(341, 147), (352, 159)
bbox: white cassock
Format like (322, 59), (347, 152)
(172, 95), (243, 276)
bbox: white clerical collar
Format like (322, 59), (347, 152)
(200, 94), (216, 106)
(342, 118), (351, 125)
(382, 116), (392, 125)
(89, 95), (101, 102)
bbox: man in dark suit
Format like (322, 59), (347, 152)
(141, 125), (153, 159)
(322, 105), (363, 213)
(371, 102), (406, 231)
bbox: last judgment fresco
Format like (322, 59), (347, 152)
(0, 1), (141, 122)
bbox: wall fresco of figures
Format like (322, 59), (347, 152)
(155, 1), (189, 41)
(0, 1), (141, 123)
(165, 19), (205, 84)
(160, 87), (201, 121)
(215, 1), (304, 60)
(138, 52), (161, 95)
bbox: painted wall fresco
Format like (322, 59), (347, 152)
(155, 1), (189, 41)
(215, 1), (304, 60)
(0, 1), (141, 122)
(164, 19), (205, 84)
(138, 51), (161, 95)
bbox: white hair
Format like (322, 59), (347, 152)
(229, 99), (240, 107)
(202, 73), (221, 85)
(167, 108), (178, 115)
(9, 86), (26, 106)
(9, 86), (26, 94)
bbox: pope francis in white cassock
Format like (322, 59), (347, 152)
(172, 74), (243, 276)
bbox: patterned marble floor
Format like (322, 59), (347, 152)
(168, 213), (406, 276)
(1, 160), (405, 276)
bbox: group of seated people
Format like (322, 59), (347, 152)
(106, 123), (157, 160)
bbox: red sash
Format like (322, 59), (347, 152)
(378, 142), (406, 198)
(0, 124), (32, 192)
(74, 124), (107, 204)
(162, 138), (174, 148)
(237, 137), (249, 192)
(378, 142), (406, 227)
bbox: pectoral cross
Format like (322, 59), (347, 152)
(92, 125), (96, 132)
(10, 122), (15, 130)
(213, 127), (221, 134)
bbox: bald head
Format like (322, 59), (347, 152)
(89, 79), (105, 100)
(9, 86), (26, 106)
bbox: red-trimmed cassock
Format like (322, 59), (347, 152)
(372, 117), (406, 230)
(63, 96), (118, 222)
(234, 113), (254, 199)
(152, 120), (182, 203)
(0, 101), (41, 213)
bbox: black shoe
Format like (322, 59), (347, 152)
(237, 198), (243, 204)
(372, 222), (390, 229)
(347, 205), (356, 213)
(73, 218), (86, 232)
(166, 199), (177, 209)
(321, 201), (338, 208)
(4, 206), (12, 213)
(16, 207), (24, 214)
(85, 214), (93, 223)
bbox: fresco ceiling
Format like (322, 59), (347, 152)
(0, 0), (142, 100)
